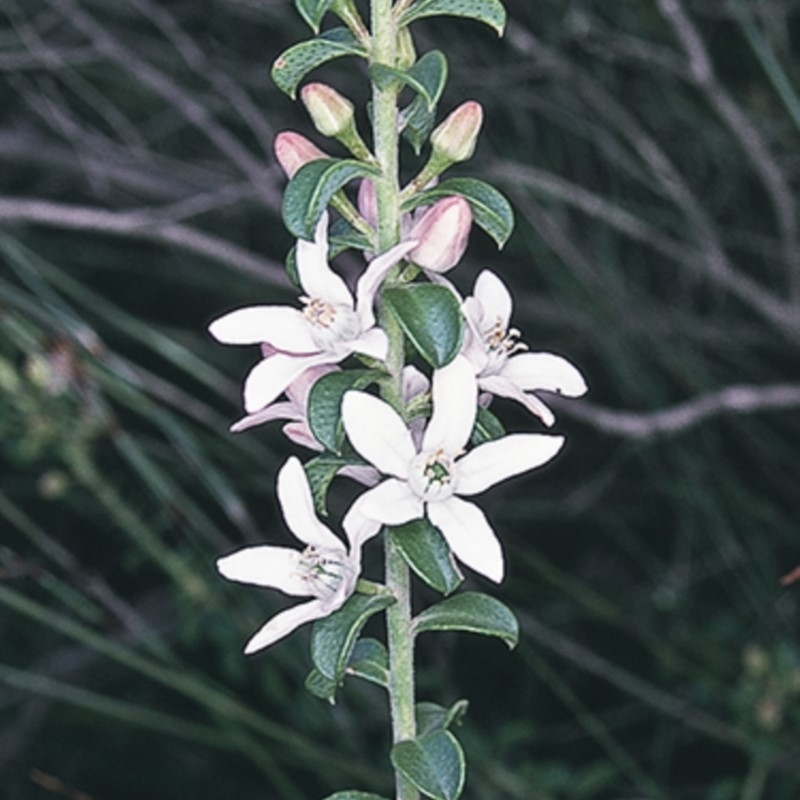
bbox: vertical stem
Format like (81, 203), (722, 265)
(370, 4), (418, 799)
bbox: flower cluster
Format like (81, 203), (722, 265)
(210, 209), (586, 653)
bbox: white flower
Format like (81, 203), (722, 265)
(462, 270), (587, 426)
(341, 356), (565, 583)
(216, 456), (378, 654)
(209, 213), (416, 414)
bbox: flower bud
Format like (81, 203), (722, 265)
(357, 180), (377, 228)
(408, 196), (473, 273)
(396, 27), (416, 70)
(430, 101), (484, 164)
(301, 82), (356, 138)
(274, 131), (327, 178)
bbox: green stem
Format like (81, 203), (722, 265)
(370, 3), (418, 799)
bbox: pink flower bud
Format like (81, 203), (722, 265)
(357, 180), (377, 228)
(301, 82), (356, 138)
(430, 101), (484, 164)
(409, 196), (473, 273)
(273, 131), (327, 178)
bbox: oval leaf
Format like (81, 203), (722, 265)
(382, 284), (463, 368)
(399, 0), (507, 36)
(305, 667), (338, 703)
(346, 637), (389, 688)
(308, 370), (382, 454)
(391, 730), (466, 800)
(322, 793), (391, 800)
(472, 406), (505, 446)
(294, 0), (336, 32)
(370, 50), (448, 111)
(311, 593), (395, 682)
(400, 95), (436, 155)
(284, 158), (381, 240)
(416, 700), (469, 736)
(389, 519), (462, 595)
(304, 453), (366, 516)
(403, 178), (514, 248)
(272, 28), (367, 98)
(413, 592), (519, 648)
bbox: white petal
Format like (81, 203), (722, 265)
(296, 213), (354, 308)
(358, 479), (424, 526)
(423, 356), (477, 454)
(277, 457), (344, 551)
(348, 326), (388, 360)
(501, 352), (587, 397)
(244, 352), (336, 413)
(230, 401), (301, 433)
(209, 306), (319, 353)
(456, 434), (565, 496)
(427, 496), (504, 583)
(355, 240), (417, 329)
(282, 421), (323, 451)
(474, 270), (512, 330)
(342, 491), (383, 554)
(243, 599), (328, 654)
(342, 391), (416, 478)
(478, 374), (556, 427)
(217, 546), (310, 596)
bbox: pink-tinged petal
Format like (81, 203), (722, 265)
(342, 491), (383, 554)
(456, 434), (565, 496)
(277, 457), (343, 551)
(296, 213), (353, 308)
(402, 364), (430, 404)
(478, 374), (555, 427)
(282, 421), (322, 451)
(243, 599), (328, 654)
(338, 464), (381, 487)
(342, 392), (416, 477)
(285, 363), (338, 407)
(474, 270), (512, 330)
(244, 352), (336, 413)
(358, 478), (424, 526)
(217, 546), (310, 596)
(427, 496), (504, 583)
(347, 326), (388, 360)
(501, 352), (588, 397)
(209, 306), (319, 352)
(357, 179), (377, 228)
(355, 240), (418, 329)
(423, 356), (477, 454)
(230, 401), (301, 433)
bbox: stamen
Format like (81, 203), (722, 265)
(301, 296), (337, 328)
(296, 545), (346, 596)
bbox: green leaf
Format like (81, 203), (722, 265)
(305, 667), (338, 703)
(389, 519), (462, 595)
(471, 406), (505, 445)
(294, 0), (336, 32)
(284, 158), (381, 241)
(304, 453), (365, 516)
(272, 28), (367, 98)
(346, 637), (389, 688)
(400, 95), (436, 155)
(413, 592), (519, 648)
(416, 700), (469, 735)
(330, 217), (373, 253)
(382, 284), (463, 368)
(370, 50), (448, 111)
(391, 730), (466, 800)
(322, 793), (391, 800)
(308, 370), (382, 454)
(403, 178), (514, 248)
(311, 593), (395, 683)
(400, 0), (506, 36)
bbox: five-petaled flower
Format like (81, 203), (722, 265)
(341, 356), (565, 583)
(216, 456), (378, 654)
(208, 213), (415, 414)
(461, 270), (587, 426)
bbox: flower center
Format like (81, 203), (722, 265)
(408, 448), (457, 502)
(296, 545), (352, 600)
(482, 317), (527, 374)
(301, 296), (361, 350)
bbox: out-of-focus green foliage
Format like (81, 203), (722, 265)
(1, 1), (798, 798)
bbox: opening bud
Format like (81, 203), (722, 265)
(301, 82), (356, 139)
(430, 101), (484, 164)
(409, 196), (473, 273)
(274, 131), (327, 178)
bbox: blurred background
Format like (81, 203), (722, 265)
(1, 1), (799, 798)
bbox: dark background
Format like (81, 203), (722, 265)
(1, 1), (799, 798)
